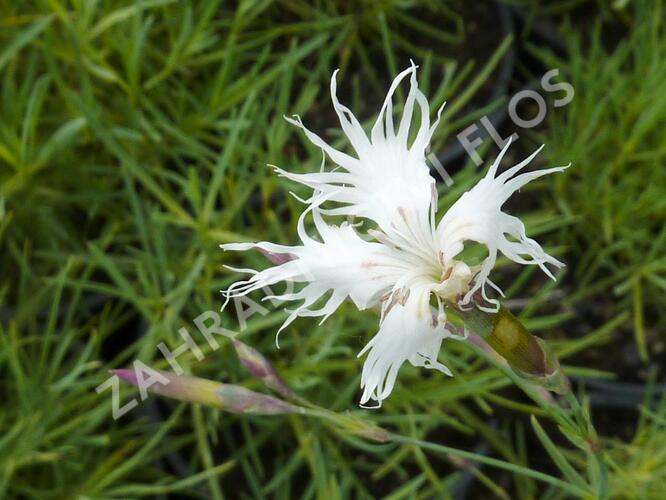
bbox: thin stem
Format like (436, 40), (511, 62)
(389, 434), (590, 497)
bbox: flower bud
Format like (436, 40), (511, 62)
(455, 306), (569, 394)
(232, 339), (298, 400)
(114, 369), (297, 415)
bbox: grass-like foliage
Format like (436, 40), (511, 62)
(532, 0), (666, 362)
(0, 0), (663, 498)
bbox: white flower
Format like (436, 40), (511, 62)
(221, 63), (569, 407)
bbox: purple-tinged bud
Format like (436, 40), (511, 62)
(114, 368), (297, 415)
(114, 368), (138, 385)
(232, 339), (297, 400)
(217, 384), (296, 415)
(114, 369), (222, 407)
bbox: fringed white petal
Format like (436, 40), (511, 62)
(280, 62), (443, 235)
(221, 205), (410, 339)
(358, 290), (452, 407)
(437, 138), (569, 310)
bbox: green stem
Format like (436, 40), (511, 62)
(389, 434), (589, 497)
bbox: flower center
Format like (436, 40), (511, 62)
(435, 259), (472, 301)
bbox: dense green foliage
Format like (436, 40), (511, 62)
(0, 1), (664, 498)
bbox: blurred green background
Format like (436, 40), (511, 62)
(1, 0), (665, 498)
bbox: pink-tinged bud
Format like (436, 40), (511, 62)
(257, 247), (296, 265)
(232, 339), (297, 400)
(113, 368), (297, 415)
(113, 368), (138, 385)
(217, 384), (296, 414)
